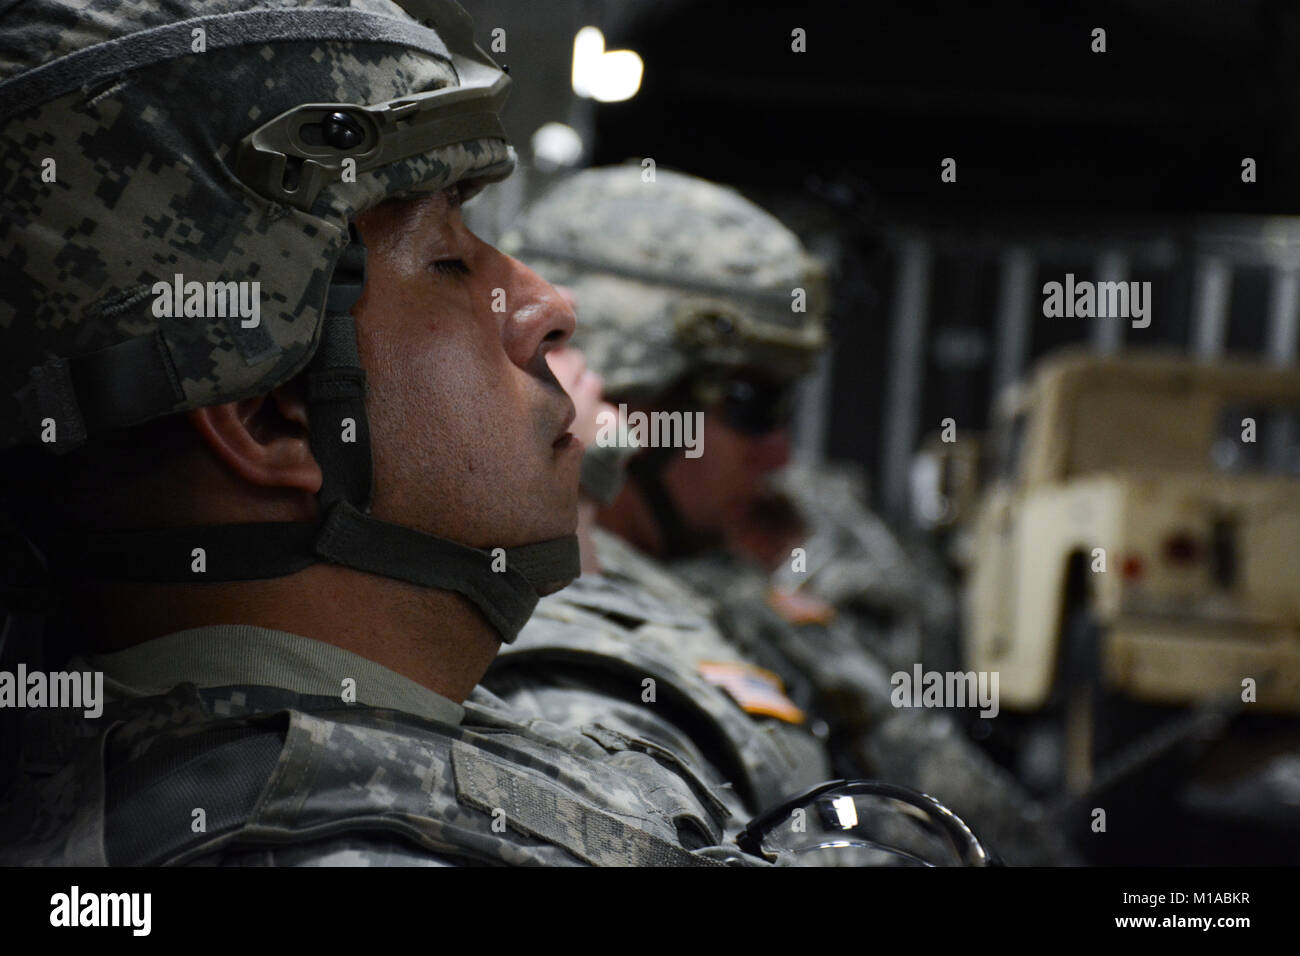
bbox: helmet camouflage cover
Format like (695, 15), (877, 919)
(0, 0), (512, 451)
(0, 0), (579, 640)
(499, 165), (829, 400)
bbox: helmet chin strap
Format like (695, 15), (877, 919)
(41, 235), (580, 643)
(578, 444), (635, 506)
(625, 444), (721, 561)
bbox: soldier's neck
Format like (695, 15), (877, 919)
(82, 563), (501, 703)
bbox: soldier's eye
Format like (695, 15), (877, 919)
(430, 258), (470, 277)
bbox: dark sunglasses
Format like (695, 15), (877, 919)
(716, 378), (796, 436)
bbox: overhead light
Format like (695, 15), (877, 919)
(531, 122), (584, 171)
(571, 26), (643, 103)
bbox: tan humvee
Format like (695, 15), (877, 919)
(954, 348), (1300, 786)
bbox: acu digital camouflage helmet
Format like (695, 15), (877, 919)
(0, 0), (578, 640)
(499, 165), (829, 400)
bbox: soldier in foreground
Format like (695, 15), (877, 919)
(0, 0), (755, 866)
(502, 165), (1076, 864)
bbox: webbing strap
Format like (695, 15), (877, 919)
(627, 446), (695, 559)
(493, 534), (583, 592)
(298, 238), (578, 640)
(40, 505), (577, 641)
(32, 233), (580, 641)
(453, 742), (722, 867)
(578, 445), (631, 506)
(15, 330), (184, 454)
(105, 723), (285, 866)
(490, 641), (760, 811)
(309, 245), (372, 510)
(314, 501), (577, 641)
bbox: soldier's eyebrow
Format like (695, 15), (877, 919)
(415, 187), (462, 226)
(374, 188), (453, 216)
(373, 190), (456, 243)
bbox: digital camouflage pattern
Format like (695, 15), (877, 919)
(499, 165), (1058, 855)
(672, 547), (1080, 866)
(0, 0), (739, 868)
(498, 166), (828, 399)
(488, 526), (833, 817)
(0, 0), (513, 450)
(769, 461), (961, 671)
(0, 655), (756, 866)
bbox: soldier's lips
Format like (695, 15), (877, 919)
(553, 431), (583, 453)
(548, 398), (574, 455)
(552, 401), (580, 454)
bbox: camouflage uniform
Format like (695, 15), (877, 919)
(486, 167), (838, 813)
(768, 461), (962, 673)
(0, 626), (751, 865)
(674, 550), (1078, 866)
(487, 527), (832, 819)
(0, 1), (739, 866)
(0, 0), (578, 636)
(677, 465), (1067, 863)
(505, 167), (1075, 864)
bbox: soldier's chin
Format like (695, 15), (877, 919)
(525, 492), (581, 541)
(555, 475), (581, 530)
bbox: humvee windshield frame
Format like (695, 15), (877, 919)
(988, 383), (1030, 485)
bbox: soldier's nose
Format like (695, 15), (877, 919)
(553, 284), (579, 313)
(505, 263), (576, 368)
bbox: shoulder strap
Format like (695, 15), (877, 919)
(496, 616), (800, 812)
(104, 718), (287, 866)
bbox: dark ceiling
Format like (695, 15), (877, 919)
(592, 0), (1300, 218)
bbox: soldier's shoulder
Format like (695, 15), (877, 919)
(589, 528), (717, 615)
(494, 572), (834, 812)
(513, 567), (773, 683)
(4, 682), (742, 867)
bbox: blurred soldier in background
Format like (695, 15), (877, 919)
(502, 165), (1076, 864)
(0, 0), (755, 867)
(752, 461), (963, 674)
(486, 344), (832, 821)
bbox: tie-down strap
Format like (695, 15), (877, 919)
(41, 503), (579, 642)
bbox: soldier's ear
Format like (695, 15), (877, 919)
(186, 383), (323, 494)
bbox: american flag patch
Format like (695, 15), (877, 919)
(697, 661), (805, 724)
